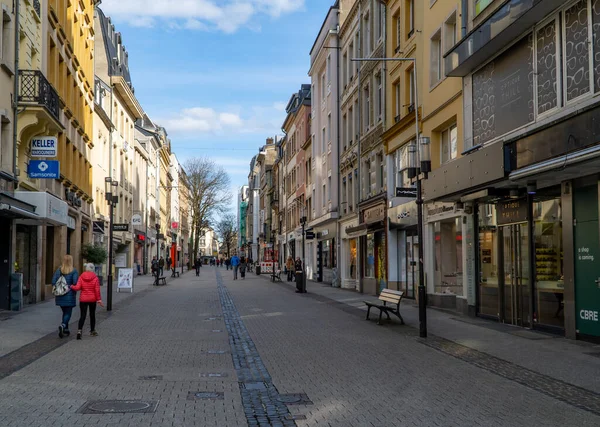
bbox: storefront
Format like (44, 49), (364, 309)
(134, 232), (146, 274)
(388, 201), (418, 298)
(359, 202), (387, 296)
(315, 222), (337, 284)
(340, 216), (360, 290)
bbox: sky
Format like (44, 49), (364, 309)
(100, 0), (333, 216)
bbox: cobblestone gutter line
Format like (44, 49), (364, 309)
(215, 270), (296, 427)
(421, 336), (600, 417)
(0, 287), (153, 381)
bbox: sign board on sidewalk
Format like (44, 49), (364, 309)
(30, 137), (58, 157)
(28, 160), (60, 179)
(117, 268), (134, 293)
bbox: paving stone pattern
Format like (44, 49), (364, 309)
(216, 269), (296, 427)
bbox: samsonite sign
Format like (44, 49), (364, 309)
(31, 137), (58, 157)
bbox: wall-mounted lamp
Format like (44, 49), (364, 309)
(509, 188), (520, 199)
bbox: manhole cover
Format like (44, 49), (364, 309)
(207, 350), (227, 354)
(277, 394), (312, 405)
(78, 400), (158, 414)
(200, 373), (228, 378)
(240, 381), (268, 391)
(187, 391), (224, 400)
(139, 375), (163, 381)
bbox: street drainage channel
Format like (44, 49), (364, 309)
(216, 269), (312, 426)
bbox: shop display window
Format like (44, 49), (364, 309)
(433, 218), (464, 295)
(348, 239), (357, 280)
(365, 233), (375, 278)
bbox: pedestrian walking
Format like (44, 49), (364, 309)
(295, 257), (304, 293)
(166, 256), (172, 272)
(52, 255), (79, 338)
(194, 258), (201, 276)
(159, 257), (165, 276)
(230, 253), (240, 280)
(240, 257), (247, 279)
(70, 263), (104, 340)
(225, 258), (230, 270)
(286, 256), (294, 282)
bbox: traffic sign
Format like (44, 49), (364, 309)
(28, 160), (60, 179)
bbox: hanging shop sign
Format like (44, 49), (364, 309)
(28, 160), (60, 179)
(112, 223), (129, 232)
(395, 187), (417, 198)
(131, 214), (143, 226)
(93, 221), (105, 234)
(30, 137), (58, 157)
(497, 198), (528, 225)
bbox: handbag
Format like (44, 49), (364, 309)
(52, 274), (69, 296)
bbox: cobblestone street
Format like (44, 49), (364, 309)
(1, 267), (600, 426)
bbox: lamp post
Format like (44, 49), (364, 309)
(155, 222), (160, 285)
(271, 235), (276, 282)
(104, 177), (118, 311)
(351, 55), (429, 338)
(300, 211), (307, 294)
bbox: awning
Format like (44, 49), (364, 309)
(0, 192), (39, 221)
(345, 224), (367, 237)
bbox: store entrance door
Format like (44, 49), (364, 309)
(500, 223), (531, 327)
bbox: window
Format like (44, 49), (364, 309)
(354, 99), (359, 139)
(406, 0), (415, 38)
(394, 13), (401, 49)
(355, 34), (360, 72)
(444, 12), (457, 53)
(394, 81), (401, 120)
(342, 114), (347, 150)
(322, 184), (326, 207)
(377, 153), (384, 189)
(408, 67), (415, 106)
(328, 176), (332, 201)
(327, 113), (331, 143)
(364, 14), (370, 56)
(342, 177), (347, 207)
(441, 124), (458, 163)
(327, 54), (331, 84)
(564, 1), (590, 102)
(364, 85), (370, 130)
(475, 0), (493, 16)
(354, 169), (359, 209)
(376, 74), (382, 120)
(321, 73), (326, 99)
(349, 42), (354, 79)
(342, 52), (348, 87)
(430, 30), (442, 86)
(395, 144), (412, 189)
(321, 128), (325, 152)
(376, 3), (384, 41)
(348, 106), (353, 146)
(348, 173), (354, 211)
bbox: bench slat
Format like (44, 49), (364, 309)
(380, 289), (404, 297)
(378, 295), (402, 304)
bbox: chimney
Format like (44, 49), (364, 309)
(266, 137), (274, 145)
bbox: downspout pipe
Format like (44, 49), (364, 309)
(335, 21), (341, 288)
(12, 0), (20, 182)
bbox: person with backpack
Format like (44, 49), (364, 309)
(240, 257), (247, 280)
(70, 263), (104, 340)
(52, 255), (79, 339)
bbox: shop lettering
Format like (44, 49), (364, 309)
(578, 247), (594, 262)
(580, 310), (599, 322)
(427, 206), (453, 216)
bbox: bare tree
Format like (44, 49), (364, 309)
(184, 157), (231, 261)
(216, 213), (238, 258)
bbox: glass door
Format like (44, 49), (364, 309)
(501, 223), (531, 327)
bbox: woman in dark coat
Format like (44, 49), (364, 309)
(52, 255), (79, 338)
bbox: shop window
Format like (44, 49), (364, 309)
(365, 233), (375, 278)
(348, 238), (357, 280)
(533, 198), (563, 328)
(434, 217), (464, 295)
(478, 204), (499, 317)
(323, 240), (331, 268)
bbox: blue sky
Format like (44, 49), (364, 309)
(100, 0), (333, 213)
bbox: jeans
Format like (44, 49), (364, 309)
(233, 265), (239, 279)
(195, 266), (200, 276)
(61, 306), (74, 330)
(78, 302), (97, 331)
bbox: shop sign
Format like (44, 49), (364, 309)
(28, 160), (60, 179)
(113, 223), (129, 232)
(30, 136), (58, 157)
(497, 199), (528, 225)
(389, 201), (418, 228)
(427, 203), (454, 218)
(395, 187), (417, 198)
(132, 214), (143, 226)
(14, 191), (68, 226)
(67, 216), (76, 230)
(364, 205), (385, 224)
(171, 221), (179, 229)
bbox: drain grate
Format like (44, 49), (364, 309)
(187, 391), (224, 400)
(277, 393), (313, 405)
(138, 375), (163, 381)
(200, 373), (229, 378)
(78, 400), (159, 414)
(240, 381), (269, 391)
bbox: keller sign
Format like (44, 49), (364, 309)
(31, 137), (58, 157)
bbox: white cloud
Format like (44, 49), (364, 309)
(159, 104), (284, 136)
(101, 0), (305, 33)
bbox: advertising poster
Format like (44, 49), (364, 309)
(117, 268), (134, 293)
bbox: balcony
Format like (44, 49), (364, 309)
(18, 70), (60, 123)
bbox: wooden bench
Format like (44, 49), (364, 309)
(171, 270), (180, 278)
(364, 289), (404, 325)
(156, 276), (167, 286)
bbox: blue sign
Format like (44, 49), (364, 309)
(28, 160), (60, 179)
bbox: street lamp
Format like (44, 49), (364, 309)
(155, 222), (160, 285)
(300, 209), (307, 294)
(104, 177), (118, 311)
(351, 55), (429, 338)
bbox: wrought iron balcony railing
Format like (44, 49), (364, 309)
(19, 70), (60, 122)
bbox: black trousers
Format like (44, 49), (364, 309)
(78, 302), (97, 331)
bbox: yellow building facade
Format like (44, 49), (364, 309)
(14, 0), (95, 301)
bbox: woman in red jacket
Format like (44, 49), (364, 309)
(70, 263), (104, 340)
